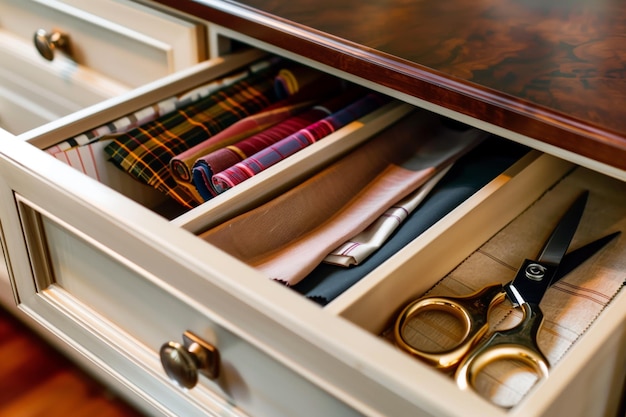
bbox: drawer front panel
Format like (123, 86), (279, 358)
(11, 195), (360, 417)
(0, 29), (129, 134)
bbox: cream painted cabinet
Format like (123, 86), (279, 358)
(0, 1), (624, 417)
(0, 0), (206, 134)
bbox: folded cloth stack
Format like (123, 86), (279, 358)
(200, 110), (486, 286)
(293, 136), (529, 304)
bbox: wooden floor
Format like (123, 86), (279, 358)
(0, 307), (146, 417)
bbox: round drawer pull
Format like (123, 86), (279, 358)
(33, 29), (71, 61)
(159, 331), (220, 389)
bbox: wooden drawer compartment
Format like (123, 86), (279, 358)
(333, 162), (626, 416)
(1, 36), (624, 417)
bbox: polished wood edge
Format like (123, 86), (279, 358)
(151, 0), (626, 171)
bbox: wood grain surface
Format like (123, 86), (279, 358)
(0, 307), (144, 417)
(154, 0), (626, 171)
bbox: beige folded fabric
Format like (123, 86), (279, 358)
(200, 111), (485, 285)
(323, 164), (451, 267)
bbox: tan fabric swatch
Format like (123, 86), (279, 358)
(323, 164), (451, 267)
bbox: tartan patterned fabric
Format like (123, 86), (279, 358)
(47, 57), (281, 155)
(104, 67), (281, 208)
(211, 92), (391, 193)
(191, 88), (366, 200)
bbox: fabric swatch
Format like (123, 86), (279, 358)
(293, 137), (529, 304)
(191, 87), (366, 200)
(200, 111), (485, 286)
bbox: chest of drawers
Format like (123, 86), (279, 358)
(0, 1), (624, 416)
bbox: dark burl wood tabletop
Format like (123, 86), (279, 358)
(158, 0), (626, 170)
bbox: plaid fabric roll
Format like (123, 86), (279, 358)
(104, 67), (281, 208)
(192, 88), (366, 200)
(47, 57), (281, 155)
(211, 92), (391, 193)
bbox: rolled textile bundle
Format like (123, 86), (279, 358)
(200, 111), (485, 286)
(169, 99), (312, 184)
(168, 71), (344, 186)
(191, 87), (367, 200)
(104, 64), (282, 208)
(211, 92), (391, 193)
(274, 66), (326, 97)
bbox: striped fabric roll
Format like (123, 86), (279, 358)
(168, 70), (341, 186)
(169, 100), (313, 184)
(191, 88), (366, 200)
(211, 92), (391, 193)
(104, 67), (281, 208)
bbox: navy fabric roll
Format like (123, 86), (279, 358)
(291, 136), (529, 305)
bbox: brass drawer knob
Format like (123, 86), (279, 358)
(33, 29), (71, 61)
(159, 331), (220, 389)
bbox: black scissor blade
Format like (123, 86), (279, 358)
(506, 191), (589, 307)
(552, 231), (621, 283)
(538, 190), (589, 266)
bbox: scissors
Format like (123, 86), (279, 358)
(393, 190), (619, 394)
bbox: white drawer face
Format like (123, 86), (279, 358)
(0, 86), (55, 134)
(0, 29), (129, 134)
(12, 196), (360, 417)
(0, 44), (624, 417)
(0, 0), (206, 87)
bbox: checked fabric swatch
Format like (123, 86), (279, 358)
(104, 64), (284, 208)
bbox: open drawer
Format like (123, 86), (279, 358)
(0, 43), (624, 417)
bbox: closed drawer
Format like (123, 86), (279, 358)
(0, 0), (206, 135)
(0, 29), (129, 134)
(0, 0), (206, 86)
(1, 43), (625, 417)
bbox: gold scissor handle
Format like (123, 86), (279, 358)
(454, 302), (550, 395)
(393, 284), (506, 371)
